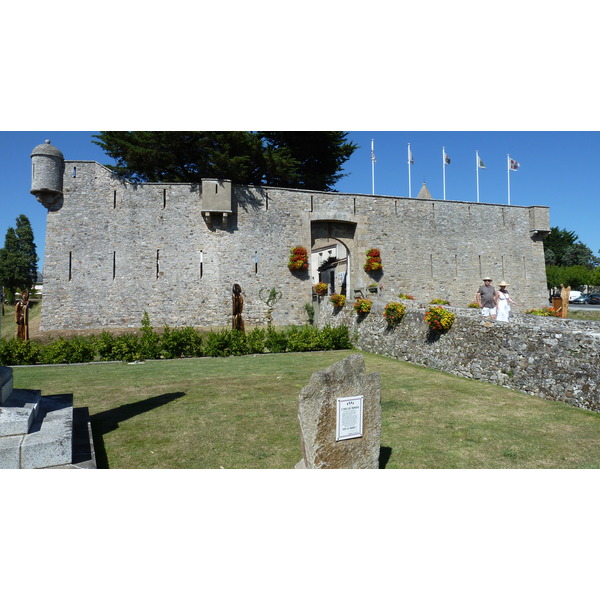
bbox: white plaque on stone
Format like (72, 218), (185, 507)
(336, 395), (363, 441)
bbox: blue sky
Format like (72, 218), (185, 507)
(1, 130), (599, 271)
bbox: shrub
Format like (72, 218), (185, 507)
(287, 325), (321, 352)
(430, 298), (450, 305)
(139, 312), (161, 359)
(160, 325), (203, 358)
(353, 298), (373, 315)
(399, 293), (416, 300)
(383, 302), (406, 327)
(329, 294), (346, 308)
(304, 302), (315, 325)
(42, 336), (96, 364)
(204, 330), (233, 357)
(94, 331), (140, 362)
(320, 324), (352, 350)
(265, 326), (288, 353)
(467, 302), (480, 308)
(0, 338), (42, 366)
(246, 328), (266, 354)
(424, 306), (456, 332)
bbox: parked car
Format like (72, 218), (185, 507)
(571, 293), (591, 304)
(587, 294), (600, 305)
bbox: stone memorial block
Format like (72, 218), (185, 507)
(296, 354), (381, 469)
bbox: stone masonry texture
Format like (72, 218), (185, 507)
(40, 158), (550, 332)
(319, 297), (600, 413)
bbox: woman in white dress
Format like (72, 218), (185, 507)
(496, 281), (518, 322)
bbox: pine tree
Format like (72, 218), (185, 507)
(93, 131), (358, 191)
(0, 215), (38, 302)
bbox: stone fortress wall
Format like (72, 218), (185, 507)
(34, 143), (551, 332)
(318, 297), (600, 413)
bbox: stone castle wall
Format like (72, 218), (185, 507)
(40, 160), (550, 331)
(318, 297), (600, 412)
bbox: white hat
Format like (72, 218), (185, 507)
(483, 277), (492, 281)
(498, 281), (508, 286)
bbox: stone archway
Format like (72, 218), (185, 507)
(310, 220), (357, 297)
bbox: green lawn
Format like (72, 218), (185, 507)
(11, 350), (600, 469)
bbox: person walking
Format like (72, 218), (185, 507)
(496, 281), (518, 322)
(476, 277), (497, 319)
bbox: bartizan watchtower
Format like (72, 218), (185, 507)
(30, 140), (64, 210)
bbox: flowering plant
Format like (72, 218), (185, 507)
(424, 305), (456, 331)
(313, 282), (329, 295)
(383, 302), (406, 327)
(288, 246), (309, 271)
(329, 294), (346, 308)
(398, 293), (415, 300)
(353, 298), (373, 315)
(467, 302), (480, 308)
(364, 248), (383, 272)
(525, 307), (561, 317)
(430, 298), (450, 305)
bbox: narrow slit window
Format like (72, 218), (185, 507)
(72, 166), (77, 178)
(255, 251), (258, 274)
(113, 190), (117, 209)
(353, 197), (357, 214)
(265, 194), (269, 211)
(112, 251), (116, 280)
(68, 251), (72, 281)
(200, 251), (204, 279)
(310, 196), (314, 212)
(163, 189), (167, 209)
(156, 250), (160, 279)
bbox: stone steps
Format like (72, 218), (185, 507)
(0, 366), (96, 469)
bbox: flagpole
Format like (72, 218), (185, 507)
(442, 146), (446, 200)
(371, 139), (375, 195)
(507, 154), (511, 205)
(408, 142), (412, 197)
(476, 151), (480, 203)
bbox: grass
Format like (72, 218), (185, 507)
(11, 350), (600, 469)
(568, 309), (600, 321)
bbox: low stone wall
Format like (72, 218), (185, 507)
(318, 297), (600, 412)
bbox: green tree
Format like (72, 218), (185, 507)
(0, 215), (38, 302)
(93, 131), (358, 191)
(546, 264), (595, 290)
(543, 226), (599, 268)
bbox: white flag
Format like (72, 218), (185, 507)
(478, 157), (486, 169)
(444, 152), (451, 165)
(509, 157), (520, 171)
(408, 147), (414, 164)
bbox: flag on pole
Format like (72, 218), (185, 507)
(371, 140), (376, 163)
(444, 151), (451, 165)
(478, 156), (486, 169)
(408, 147), (414, 164)
(509, 157), (519, 171)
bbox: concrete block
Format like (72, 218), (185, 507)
(0, 435), (23, 469)
(0, 389), (41, 436)
(21, 396), (73, 469)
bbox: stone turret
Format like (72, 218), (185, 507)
(30, 140), (64, 210)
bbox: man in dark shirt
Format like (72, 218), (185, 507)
(476, 277), (497, 319)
